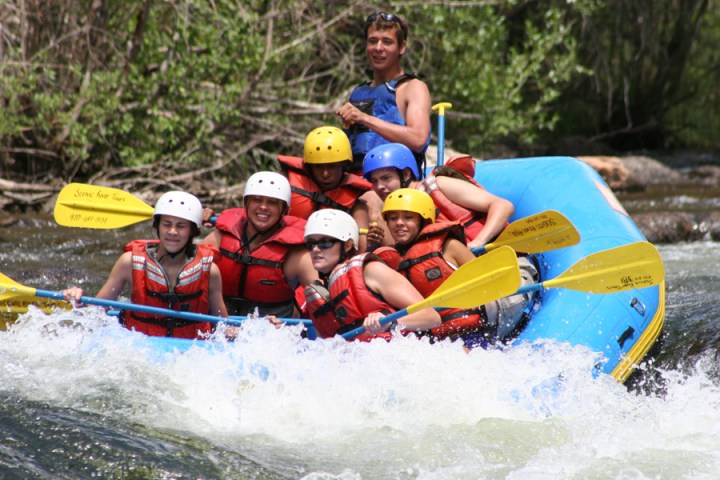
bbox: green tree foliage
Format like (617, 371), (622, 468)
(0, 0), (717, 200)
(665, 2), (720, 149)
(404, 2), (583, 155)
(550, 0), (714, 150)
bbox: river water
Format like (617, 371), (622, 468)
(1, 213), (719, 479)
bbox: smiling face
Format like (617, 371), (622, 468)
(307, 163), (345, 192)
(244, 195), (285, 232)
(384, 210), (423, 246)
(369, 167), (403, 201)
(365, 26), (406, 75)
(157, 214), (194, 254)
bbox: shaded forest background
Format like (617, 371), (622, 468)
(1, 0), (718, 211)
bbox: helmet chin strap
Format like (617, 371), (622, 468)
(164, 248), (184, 259)
(157, 243), (186, 263)
(242, 217), (283, 252)
(155, 226), (192, 261)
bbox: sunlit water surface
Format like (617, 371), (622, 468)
(1, 217), (719, 479)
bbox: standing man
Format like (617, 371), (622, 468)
(336, 12), (432, 174)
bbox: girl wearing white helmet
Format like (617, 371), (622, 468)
(302, 209), (440, 341)
(202, 171), (319, 318)
(63, 191), (228, 339)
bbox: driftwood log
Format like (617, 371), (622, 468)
(0, 179), (62, 225)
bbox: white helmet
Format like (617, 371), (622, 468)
(153, 191), (203, 228)
(243, 171), (292, 205)
(304, 209), (359, 247)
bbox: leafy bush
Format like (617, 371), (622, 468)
(0, 0), (717, 196)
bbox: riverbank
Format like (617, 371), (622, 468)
(576, 153), (720, 243)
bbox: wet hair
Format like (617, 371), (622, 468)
(399, 167), (417, 187)
(342, 240), (358, 262)
(363, 12), (409, 45)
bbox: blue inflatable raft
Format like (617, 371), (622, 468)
(144, 156), (665, 384)
(477, 156), (664, 382)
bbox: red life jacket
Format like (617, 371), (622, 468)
(124, 240), (216, 339)
(376, 222), (486, 340)
(417, 155), (489, 243)
(305, 253), (393, 341)
(214, 208), (306, 316)
(277, 155), (371, 220)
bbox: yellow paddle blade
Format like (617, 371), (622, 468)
(0, 296), (71, 330)
(543, 241), (664, 293)
(485, 210), (580, 254)
(408, 245), (521, 313)
(0, 296), (71, 329)
(54, 183), (154, 229)
(0, 272), (38, 301)
(0, 296), (70, 314)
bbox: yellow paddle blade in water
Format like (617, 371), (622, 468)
(0, 295), (70, 313)
(407, 245), (521, 313)
(0, 294), (72, 329)
(543, 241), (664, 293)
(54, 183), (155, 229)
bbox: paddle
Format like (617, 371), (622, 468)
(54, 183), (373, 236)
(516, 241), (664, 295)
(341, 245), (521, 340)
(1, 296), (71, 329)
(341, 241), (664, 341)
(55, 185), (575, 257)
(98, 309), (311, 326)
(432, 102), (452, 167)
(0, 299), (313, 327)
(54, 183), (156, 229)
(1, 295), (71, 315)
(0, 271), (312, 328)
(54, 183), (221, 229)
(471, 210), (580, 255)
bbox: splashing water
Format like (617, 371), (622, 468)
(1, 218), (719, 478)
(2, 292), (720, 479)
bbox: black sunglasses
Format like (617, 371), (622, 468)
(304, 237), (340, 250)
(365, 12), (400, 27)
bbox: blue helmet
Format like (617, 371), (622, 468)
(362, 143), (419, 181)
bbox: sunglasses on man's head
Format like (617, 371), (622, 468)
(304, 238), (340, 250)
(365, 12), (400, 27)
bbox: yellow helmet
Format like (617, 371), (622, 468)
(382, 188), (436, 223)
(304, 126), (352, 164)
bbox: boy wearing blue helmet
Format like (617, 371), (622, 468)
(363, 143), (514, 251)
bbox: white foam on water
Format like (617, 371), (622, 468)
(2, 304), (719, 478)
